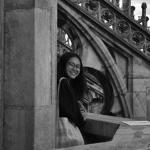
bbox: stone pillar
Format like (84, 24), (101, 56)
(112, 0), (120, 7)
(116, 0), (120, 7)
(141, 2), (147, 28)
(0, 0), (4, 150)
(4, 0), (57, 150)
(130, 6), (135, 18)
(146, 87), (150, 120)
(122, 0), (131, 15)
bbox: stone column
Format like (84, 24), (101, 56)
(0, 0), (4, 150)
(122, 0), (131, 15)
(112, 0), (120, 8)
(4, 0), (57, 150)
(130, 6), (135, 18)
(141, 3), (147, 28)
(146, 87), (150, 120)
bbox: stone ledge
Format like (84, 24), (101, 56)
(84, 113), (121, 143)
(55, 113), (150, 150)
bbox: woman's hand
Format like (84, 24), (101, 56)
(81, 111), (88, 121)
(78, 101), (88, 120)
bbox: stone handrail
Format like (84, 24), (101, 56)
(55, 113), (150, 150)
(64, 0), (150, 58)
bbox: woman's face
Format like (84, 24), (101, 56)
(66, 57), (81, 79)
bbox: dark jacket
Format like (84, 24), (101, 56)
(58, 77), (84, 130)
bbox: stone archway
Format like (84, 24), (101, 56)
(58, 1), (132, 117)
(83, 67), (114, 115)
(57, 14), (115, 115)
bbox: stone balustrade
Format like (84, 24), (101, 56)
(56, 113), (150, 150)
(66, 0), (150, 58)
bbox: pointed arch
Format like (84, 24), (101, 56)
(58, 1), (132, 117)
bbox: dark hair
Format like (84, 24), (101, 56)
(57, 52), (86, 99)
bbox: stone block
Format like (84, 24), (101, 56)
(115, 52), (128, 80)
(133, 92), (147, 119)
(5, 0), (54, 11)
(133, 57), (150, 78)
(82, 40), (104, 71)
(4, 105), (56, 150)
(133, 79), (150, 92)
(111, 95), (122, 114)
(3, 0), (57, 149)
(5, 0), (33, 11)
(5, 9), (54, 107)
(34, 106), (56, 149)
(4, 108), (32, 150)
(5, 10), (35, 106)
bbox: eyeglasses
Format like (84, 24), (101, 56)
(67, 61), (80, 70)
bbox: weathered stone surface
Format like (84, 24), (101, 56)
(132, 56), (150, 120)
(0, 0), (4, 149)
(133, 92), (147, 119)
(4, 106), (56, 150)
(5, 9), (53, 107)
(5, 0), (34, 11)
(81, 35), (104, 71)
(133, 57), (150, 78)
(115, 52), (128, 87)
(147, 101), (150, 121)
(4, 0), (57, 149)
(5, 0), (53, 11)
(5, 10), (34, 107)
(34, 106), (56, 149)
(111, 96), (122, 114)
(85, 113), (120, 141)
(133, 79), (150, 92)
(4, 108), (32, 150)
(56, 113), (150, 150)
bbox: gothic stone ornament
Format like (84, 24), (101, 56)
(132, 31), (145, 46)
(84, 0), (99, 18)
(116, 20), (130, 35)
(146, 44), (150, 56)
(101, 9), (114, 26)
(88, 0), (99, 11)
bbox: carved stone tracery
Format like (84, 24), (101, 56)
(101, 9), (114, 26)
(132, 31), (145, 46)
(88, 0), (99, 11)
(116, 20), (130, 35)
(69, 0), (150, 57)
(57, 12), (115, 115)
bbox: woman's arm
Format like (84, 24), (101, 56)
(58, 78), (84, 127)
(59, 78), (75, 119)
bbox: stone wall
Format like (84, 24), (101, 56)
(76, 23), (150, 119)
(132, 57), (150, 119)
(3, 0), (57, 150)
(78, 31), (123, 116)
(0, 0), (4, 150)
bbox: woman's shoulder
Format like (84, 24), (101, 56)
(59, 77), (67, 82)
(59, 77), (68, 83)
(58, 77), (70, 87)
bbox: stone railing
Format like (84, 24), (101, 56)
(55, 113), (150, 150)
(66, 0), (150, 58)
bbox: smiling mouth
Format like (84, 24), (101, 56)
(70, 71), (79, 76)
(71, 72), (77, 76)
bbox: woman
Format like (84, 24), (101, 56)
(57, 52), (86, 148)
